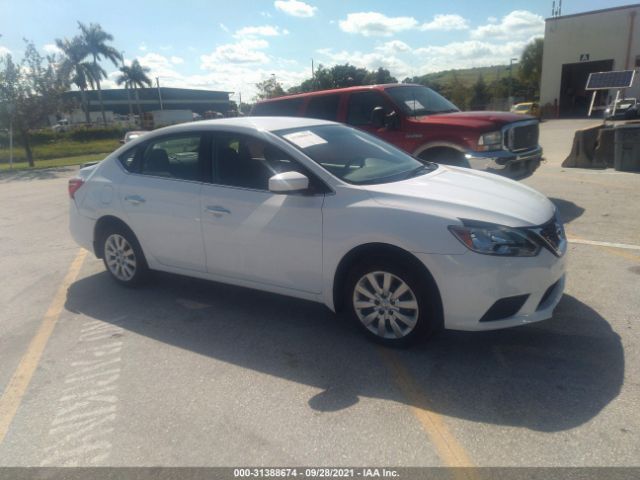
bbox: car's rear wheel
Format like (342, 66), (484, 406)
(345, 258), (439, 346)
(101, 228), (148, 287)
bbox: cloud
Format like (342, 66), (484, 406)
(138, 43), (148, 51)
(421, 14), (469, 31)
(376, 40), (411, 56)
(0, 46), (10, 57)
(414, 39), (530, 72)
(201, 38), (270, 66)
(234, 25), (288, 38)
(170, 56), (184, 64)
(339, 12), (418, 37)
(43, 43), (62, 55)
(471, 10), (544, 40)
(316, 47), (412, 79)
(274, 0), (317, 18)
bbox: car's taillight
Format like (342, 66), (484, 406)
(68, 178), (84, 199)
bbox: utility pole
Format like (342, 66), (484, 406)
(122, 51), (133, 122)
(508, 58), (518, 107)
(156, 77), (164, 110)
(238, 92), (242, 115)
(311, 58), (315, 90)
(7, 103), (14, 170)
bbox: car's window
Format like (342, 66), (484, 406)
(212, 133), (323, 192)
(276, 124), (437, 185)
(306, 94), (340, 121)
(385, 85), (460, 116)
(346, 91), (389, 126)
(118, 147), (137, 172)
(252, 98), (304, 116)
(140, 135), (202, 181)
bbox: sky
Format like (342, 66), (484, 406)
(0, 0), (634, 101)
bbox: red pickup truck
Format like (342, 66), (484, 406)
(251, 84), (542, 177)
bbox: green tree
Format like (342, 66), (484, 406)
(55, 36), (100, 124)
(519, 38), (544, 98)
(116, 59), (152, 123)
(78, 22), (122, 125)
(441, 73), (470, 110)
(364, 67), (397, 85)
(469, 75), (490, 110)
(0, 42), (67, 166)
(254, 76), (285, 101)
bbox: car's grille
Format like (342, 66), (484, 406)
(508, 123), (539, 151)
(526, 216), (566, 256)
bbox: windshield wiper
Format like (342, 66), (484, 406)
(403, 164), (434, 179)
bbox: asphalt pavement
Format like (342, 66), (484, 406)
(0, 120), (638, 469)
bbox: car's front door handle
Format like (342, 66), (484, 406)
(206, 205), (231, 217)
(125, 194), (146, 205)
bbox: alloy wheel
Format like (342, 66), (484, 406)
(104, 233), (137, 282)
(352, 271), (419, 339)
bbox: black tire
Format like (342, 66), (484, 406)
(345, 256), (441, 347)
(100, 225), (149, 287)
(421, 149), (470, 168)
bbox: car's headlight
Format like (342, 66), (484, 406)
(477, 131), (503, 151)
(448, 221), (540, 256)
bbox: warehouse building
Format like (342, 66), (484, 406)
(63, 87), (233, 118)
(540, 4), (640, 117)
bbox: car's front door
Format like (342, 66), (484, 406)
(120, 133), (207, 272)
(200, 132), (324, 293)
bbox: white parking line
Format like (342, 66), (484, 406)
(568, 237), (640, 251)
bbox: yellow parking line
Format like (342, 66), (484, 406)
(568, 236), (640, 262)
(0, 249), (87, 444)
(379, 348), (478, 478)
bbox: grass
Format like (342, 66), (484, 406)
(0, 153), (110, 172)
(0, 138), (120, 163)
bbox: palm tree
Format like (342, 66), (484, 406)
(116, 60), (151, 125)
(55, 36), (94, 124)
(77, 22), (122, 126)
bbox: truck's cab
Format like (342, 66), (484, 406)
(252, 84), (542, 178)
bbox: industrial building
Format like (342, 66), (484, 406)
(62, 87), (233, 118)
(540, 4), (640, 117)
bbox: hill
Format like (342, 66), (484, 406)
(406, 64), (522, 88)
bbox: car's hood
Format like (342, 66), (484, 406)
(413, 111), (534, 130)
(365, 166), (555, 227)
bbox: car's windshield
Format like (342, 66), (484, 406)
(275, 124), (437, 185)
(385, 85), (459, 116)
(514, 104), (531, 111)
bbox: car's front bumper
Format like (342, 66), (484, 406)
(465, 146), (543, 177)
(415, 246), (567, 331)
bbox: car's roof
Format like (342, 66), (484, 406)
(154, 116), (335, 134)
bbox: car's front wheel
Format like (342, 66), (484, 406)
(346, 258), (439, 346)
(101, 227), (148, 287)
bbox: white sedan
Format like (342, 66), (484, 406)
(69, 117), (567, 346)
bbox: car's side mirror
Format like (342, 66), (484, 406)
(268, 171), (309, 193)
(371, 106), (386, 128)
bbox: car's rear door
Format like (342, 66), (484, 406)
(199, 131), (324, 293)
(119, 132), (207, 272)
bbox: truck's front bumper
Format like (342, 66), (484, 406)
(465, 146), (543, 177)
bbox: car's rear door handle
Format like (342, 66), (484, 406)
(206, 205), (231, 217)
(125, 195), (145, 205)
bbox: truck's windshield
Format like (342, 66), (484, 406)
(385, 85), (459, 116)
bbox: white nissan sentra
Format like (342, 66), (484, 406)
(69, 117), (567, 346)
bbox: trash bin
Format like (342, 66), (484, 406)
(614, 124), (640, 172)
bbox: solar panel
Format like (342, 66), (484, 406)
(586, 70), (635, 90)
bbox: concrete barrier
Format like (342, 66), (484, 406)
(594, 127), (615, 168)
(562, 124), (607, 168)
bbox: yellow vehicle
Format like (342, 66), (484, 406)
(511, 102), (541, 118)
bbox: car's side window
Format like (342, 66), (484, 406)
(346, 91), (388, 126)
(118, 147), (138, 172)
(252, 98), (303, 116)
(306, 95), (340, 121)
(140, 135), (203, 181)
(212, 134), (326, 193)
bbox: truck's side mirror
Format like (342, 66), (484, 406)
(384, 110), (399, 130)
(371, 106), (386, 129)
